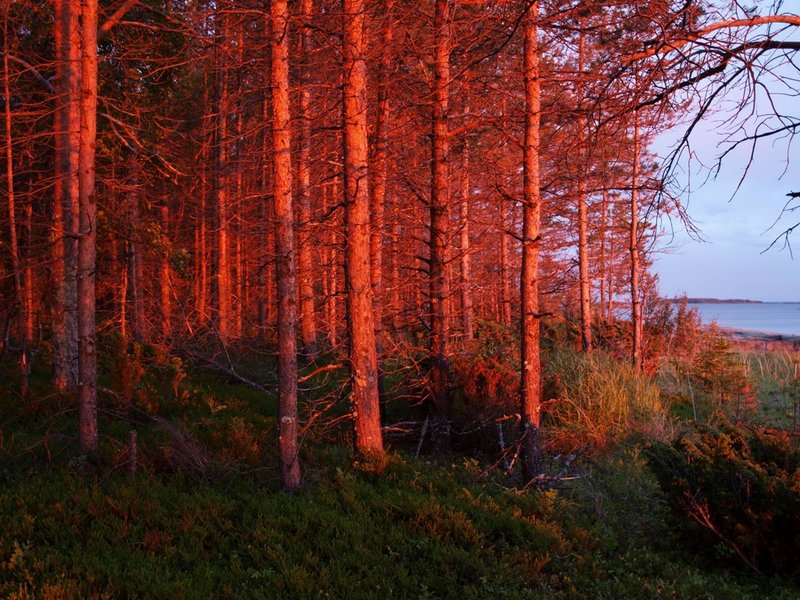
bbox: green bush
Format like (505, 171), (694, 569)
(450, 320), (519, 423)
(645, 419), (800, 577)
(691, 326), (757, 415)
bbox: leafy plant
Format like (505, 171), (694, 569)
(450, 320), (519, 423)
(645, 419), (800, 577)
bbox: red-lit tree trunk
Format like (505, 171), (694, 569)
(459, 140), (473, 340)
(322, 174), (339, 347)
(577, 189), (592, 351)
(598, 161), (610, 321)
(22, 193), (33, 372)
(160, 203), (172, 339)
(259, 90), (275, 336)
(77, 0), (99, 452)
(2, 9), (28, 395)
(52, 0), (66, 387)
(195, 76), (211, 328)
(214, 12), (232, 343)
(343, 0), (384, 458)
(576, 32), (592, 352)
(271, 0), (302, 490)
(370, 0), (393, 351)
(630, 112), (643, 372)
(429, 0), (451, 452)
(126, 156), (145, 341)
(500, 203), (512, 328)
(520, 1), (542, 484)
(53, 0), (80, 392)
(296, 0), (318, 357)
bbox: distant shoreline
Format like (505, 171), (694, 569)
(683, 297), (763, 304)
(667, 297), (800, 304)
(716, 326), (800, 347)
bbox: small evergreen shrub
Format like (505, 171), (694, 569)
(691, 326), (757, 416)
(645, 419), (800, 577)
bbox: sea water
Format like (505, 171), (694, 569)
(688, 303), (800, 336)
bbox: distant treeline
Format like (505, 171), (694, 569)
(670, 298), (763, 304)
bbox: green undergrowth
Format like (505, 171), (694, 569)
(1, 446), (797, 599)
(1, 347), (799, 598)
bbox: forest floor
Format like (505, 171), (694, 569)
(0, 345), (798, 599)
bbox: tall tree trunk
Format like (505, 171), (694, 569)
(127, 156), (144, 341)
(390, 198), (401, 333)
(598, 169), (609, 321)
(160, 203), (172, 340)
(53, 0), (80, 391)
(459, 140), (473, 340)
(258, 90), (273, 336)
(233, 25), (245, 339)
(343, 0), (384, 458)
(429, 0), (451, 452)
(196, 77), (210, 327)
(271, 0), (302, 490)
(53, 0), (66, 388)
(520, 1), (542, 484)
(371, 0), (393, 352)
(577, 190), (592, 350)
(77, 0), (99, 452)
(323, 175), (339, 347)
(500, 204), (511, 328)
(214, 15), (232, 343)
(2, 11), (27, 395)
(576, 32), (592, 352)
(630, 112), (643, 372)
(296, 0), (318, 357)
(23, 192), (34, 371)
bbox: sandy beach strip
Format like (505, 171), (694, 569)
(717, 326), (800, 348)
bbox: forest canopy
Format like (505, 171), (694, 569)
(1, 0), (799, 488)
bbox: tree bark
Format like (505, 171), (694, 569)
(77, 0), (99, 452)
(520, 2), (542, 484)
(323, 175), (339, 348)
(343, 0), (384, 458)
(214, 12), (232, 343)
(271, 0), (302, 490)
(126, 155), (145, 341)
(598, 170), (609, 321)
(233, 25), (245, 339)
(53, 0), (80, 392)
(500, 203), (511, 328)
(259, 89), (274, 336)
(459, 139), (474, 340)
(160, 203), (172, 340)
(370, 0), (393, 352)
(574, 31), (592, 352)
(196, 76), (211, 328)
(630, 111), (643, 372)
(296, 0), (318, 357)
(429, 0), (452, 452)
(2, 10), (28, 395)
(389, 198), (401, 333)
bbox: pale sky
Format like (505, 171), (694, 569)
(654, 130), (800, 302)
(653, 13), (800, 303)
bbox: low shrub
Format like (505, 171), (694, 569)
(691, 326), (757, 416)
(450, 320), (519, 423)
(645, 419), (800, 577)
